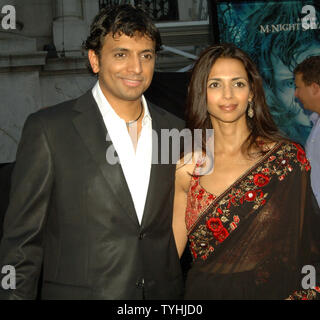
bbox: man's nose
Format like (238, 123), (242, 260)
(128, 55), (142, 74)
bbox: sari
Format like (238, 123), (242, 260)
(184, 141), (320, 299)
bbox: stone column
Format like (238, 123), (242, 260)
(0, 0), (15, 7)
(53, 0), (88, 57)
(0, 0), (47, 163)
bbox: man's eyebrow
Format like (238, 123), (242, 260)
(112, 47), (129, 52)
(112, 48), (155, 53)
(141, 49), (155, 53)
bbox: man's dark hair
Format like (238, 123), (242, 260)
(84, 4), (162, 73)
(294, 55), (320, 86)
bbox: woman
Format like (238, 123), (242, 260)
(173, 43), (320, 299)
(218, 2), (320, 145)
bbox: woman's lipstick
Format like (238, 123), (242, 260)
(219, 104), (237, 111)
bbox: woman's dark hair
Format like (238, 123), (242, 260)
(84, 4), (162, 73)
(186, 43), (285, 157)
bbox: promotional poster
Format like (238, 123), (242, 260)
(213, 0), (320, 145)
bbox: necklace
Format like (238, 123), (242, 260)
(126, 105), (143, 126)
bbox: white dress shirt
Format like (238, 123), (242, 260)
(92, 81), (152, 224)
(305, 112), (320, 208)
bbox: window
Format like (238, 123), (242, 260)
(99, 0), (179, 22)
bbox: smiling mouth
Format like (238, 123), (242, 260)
(219, 104), (237, 111)
(121, 78), (143, 87)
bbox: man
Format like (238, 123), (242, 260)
(221, 2), (320, 144)
(0, 5), (184, 299)
(294, 55), (320, 209)
(0, 163), (14, 241)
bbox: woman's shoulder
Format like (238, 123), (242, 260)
(258, 138), (304, 154)
(176, 151), (208, 192)
(176, 151), (200, 177)
(280, 140), (305, 150)
(277, 140), (306, 155)
(273, 140), (311, 172)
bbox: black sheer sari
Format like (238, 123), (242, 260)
(185, 142), (320, 300)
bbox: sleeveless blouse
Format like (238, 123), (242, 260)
(184, 142), (320, 300)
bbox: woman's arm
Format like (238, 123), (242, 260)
(173, 158), (195, 258)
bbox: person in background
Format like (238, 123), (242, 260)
(294, 55), (320, 209)
(173, 43), (320, 300)
(219, 2), (320, 145)
(0, 5), (184, 300)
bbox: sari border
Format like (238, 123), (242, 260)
(187, 141), (284, 235)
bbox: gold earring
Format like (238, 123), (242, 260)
(247, 101), (254, 118)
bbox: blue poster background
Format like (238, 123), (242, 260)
(216, 0), (320, 145)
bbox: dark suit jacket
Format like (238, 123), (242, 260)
(0, 91), (185, 300)
(0, 163), (14, 241)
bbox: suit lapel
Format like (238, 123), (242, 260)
(141, 103), (175, 227)
(71, 91), (139, 226)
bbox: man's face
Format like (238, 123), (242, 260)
(89, 32), (156, 107)
(295, 73), (318, 113)
(270, 44), (320, 126)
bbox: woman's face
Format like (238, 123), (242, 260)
(207, 58), (253, 125)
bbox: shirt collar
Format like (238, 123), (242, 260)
(92, 81), (152, 125)
(309, 112), (320, 126)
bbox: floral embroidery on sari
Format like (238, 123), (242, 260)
(185, 142), (311, 262)
(287, 287), (320, 300)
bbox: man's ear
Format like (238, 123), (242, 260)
(311, 82), (320, 96)
(88, 50), (100, 74)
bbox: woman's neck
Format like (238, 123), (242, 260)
(212, 120), (251, 156)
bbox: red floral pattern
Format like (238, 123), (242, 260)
(292, 142), (311, 171)
(253, 173), (270, 187)
(185, 142), (312, 261)
(287, 288), (319, 300)
(245, 190), (257, 202)
(206, 217), (229, 242)
(185, 162), (216, 231)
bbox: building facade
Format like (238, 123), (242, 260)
(0, 0), (210, 163)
